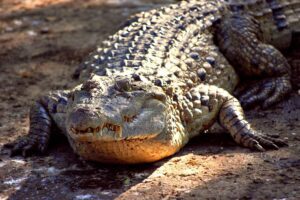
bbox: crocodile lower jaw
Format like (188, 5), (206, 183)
(69, 137), (178, 164)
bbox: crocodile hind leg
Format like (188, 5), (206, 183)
(216, 14), (292, 109)
(5, 90), (69, 156)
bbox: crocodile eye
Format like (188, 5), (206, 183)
(82, 79), (102, 92)
(115, 78), (132, 92)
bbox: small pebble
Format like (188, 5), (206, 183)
(40, 27), (50, 34)
(27, 30), (37, 36)
(13, 19), (23, 26)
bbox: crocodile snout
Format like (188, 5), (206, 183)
(68, 107), (101, 134)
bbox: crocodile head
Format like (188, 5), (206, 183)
(67, 74), (168, 140)
(65, 75), (184, 163)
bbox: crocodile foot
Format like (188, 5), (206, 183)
(5, 101), (52, 157)
(240, 132), (288, 151)
(238, 76), (292, 109)
(4, 136), (41, 157)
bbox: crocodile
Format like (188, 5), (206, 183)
(6, 0), (300, 164)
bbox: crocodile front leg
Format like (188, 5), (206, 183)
(216, 14), (292, 109)
(184, 85), (287, 151)
(6, 90), (69, 156)
(219, 95), (287, 151)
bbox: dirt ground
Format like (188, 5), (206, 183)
(0, 0), (299, 199)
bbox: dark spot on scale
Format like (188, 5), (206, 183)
(193, 30), (200, 36)
(150, 30), (158, 37)
(203, 11), (211, 17)
(197, 68), (207, 81)
(277, 20), (288, 30)
(178, 24), (185, 30)
(174, 71), (180, 77)
(94, 58), (103, 65)
(58, 97), (68, 105)
(274, 14), (286, 21)
(192, 93), (201, 101)
(213, 17), (221, 24)
(189, 18), (196, 24)
(168, 40), (174, 46)
(201, 96), (209, 106)
(143, 43), (151, 48)
(189, 6), (199, 11)
(230, 4), (244, 12)
(132, 73), (141, 81)
(97, 69), (107, 76)
(154, 79), (163, 87)
(251, 59), (260, 68)
(190, 52), (200, 60)
(205, 56), (215, 65)
(196, 15), (204, 20)
(173, 94), (179, 101)
(270, 4), (284, 12)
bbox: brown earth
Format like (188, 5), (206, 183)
(0, 0), (299, 199)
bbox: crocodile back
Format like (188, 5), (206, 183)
(79, 1), (223, 78)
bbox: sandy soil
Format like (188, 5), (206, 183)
(0, 1), (299, 199)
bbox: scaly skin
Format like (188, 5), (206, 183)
(6, 0), (299, 164)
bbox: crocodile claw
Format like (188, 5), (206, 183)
(250, 133), (288, 152)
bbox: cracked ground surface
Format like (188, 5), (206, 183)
(0, 0), (299, 199)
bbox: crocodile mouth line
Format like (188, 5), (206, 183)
(70, 123), (122, 136)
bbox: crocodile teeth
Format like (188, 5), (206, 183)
(102, 123), (122, 132)
(70, 127), (76, 134)
(87, 128), (93, 133)
(70, 124), (122, 137)
(102, 127), (108, 134)
(123, 115), (136, 122)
